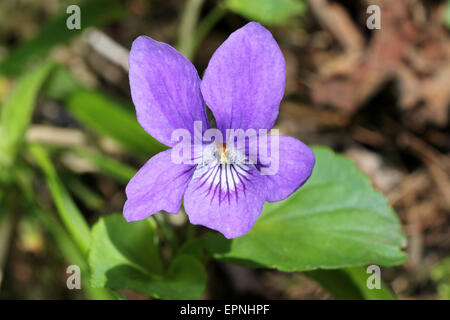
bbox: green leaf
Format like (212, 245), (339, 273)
(14, 166), (115, 300)
(67, 90), (166, 156)
(43, 66), (165, 157)
(0, 190), (3, 218)
(89, 214), (207, 299)
(13, 164), (86, 267)
(307, 267), (395, 300)
(226, 0), (306, 25)
(444, 0), (450, 29)
(72, 148), (136, 184)
(344, 267), (395, 300)
(0, 208), (14, 280)
(30, 206), (86, 270)
(306, 269), (363, 300)
(29, 144), (91, 254)
(42, 66), (165, 158)
(0, 0), (127, 75)
(42, 65), (82, 101)
(206, 146), (407, 271)
(64, 174), (104, 210)
(0, 62), (54, 165)
(431, 257), (450, 299)
(31, 206), (115, 300)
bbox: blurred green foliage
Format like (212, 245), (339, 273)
(67, 90), (166, 156)
(0, 0), (127, 75)
(445, 0), (450, 29)
(42, 66), (166, 156)
(29, 144), (91, 254)
(71, 148), (136, 184)
(0, 63), (54, 172)
(226, 0), (306, 25)
(432, 257), (450, 299)
(0, 0), (131, 299)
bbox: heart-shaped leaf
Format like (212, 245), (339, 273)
(89, 214), (207, 299)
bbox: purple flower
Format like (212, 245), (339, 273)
(124, 22), (315, 239)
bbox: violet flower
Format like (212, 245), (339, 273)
(124, 22), (315, 239)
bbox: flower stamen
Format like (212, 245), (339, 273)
(216, 142), (228, 165)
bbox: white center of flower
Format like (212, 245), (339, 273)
(193, 142), (252, 192)
(200, 142), (247, 166)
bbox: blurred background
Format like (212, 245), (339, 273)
(0, 0), (449, 299)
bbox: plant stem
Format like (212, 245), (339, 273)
(154, 213), (178, 254)
(178, 1), (227, 60)
(0, 207), (14, 290)
(177, 0), (206, 60)
(192, 4), (227, 55)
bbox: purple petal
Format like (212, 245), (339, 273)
(183, 163), (266, 239)
(201, 22), (285, 134)
(258, 135), (315, 202)
(123, 149), (195, 222)
(129, 36), (210, 147)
